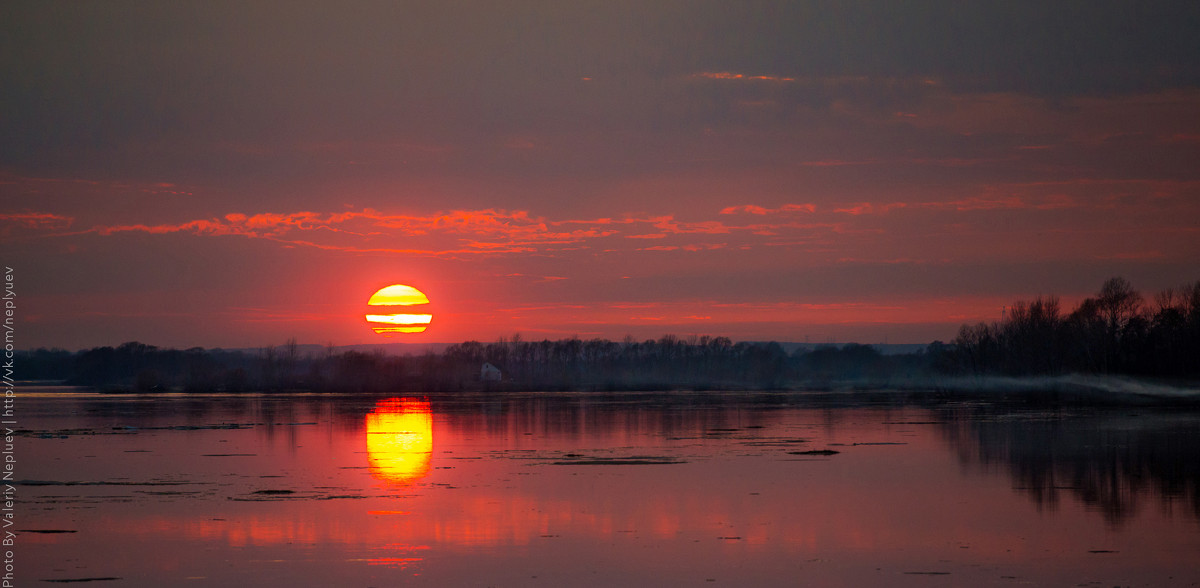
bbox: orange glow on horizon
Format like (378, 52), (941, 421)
(366, 284), (433, 334)
(365, 398), (433, 486)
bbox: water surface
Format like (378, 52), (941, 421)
(20, 390), (1200, 586)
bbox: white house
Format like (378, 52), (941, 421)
(480, 362), (502, 382)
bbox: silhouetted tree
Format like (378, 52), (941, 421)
(943, 277), (1199, 378)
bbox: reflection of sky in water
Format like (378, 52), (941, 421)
(365, 398), (432, 486)
(19, 392), (1200, 586)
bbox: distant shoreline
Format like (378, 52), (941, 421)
(20, 373), (1200, 407)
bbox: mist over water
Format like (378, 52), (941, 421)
(930, 374), (1200, 403)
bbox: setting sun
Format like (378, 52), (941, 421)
(366, 284), (433, 334)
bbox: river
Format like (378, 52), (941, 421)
(18, 389), (1200, 586)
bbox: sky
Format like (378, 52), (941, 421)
(3, 1), (1200, 350)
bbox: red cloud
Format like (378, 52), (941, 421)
(690, 72), (797, 83)
(94, 219), (234, 236)
(69, 185), (1109, 264)
(0, 211), (74, 233)
(649, 216), (730, 234)
(720, 204), (816, 215)
(833, 202), (908, 215)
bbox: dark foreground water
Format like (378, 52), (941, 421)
(18, 389), (1200, 586)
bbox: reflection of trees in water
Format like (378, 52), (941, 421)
(69, 395), (331, 437)
(431, 395), (780, 441)
(938, 407), (1200, 526)
(415, 393), (913, 449)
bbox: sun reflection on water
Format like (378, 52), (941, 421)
(365, 398), (433, 486)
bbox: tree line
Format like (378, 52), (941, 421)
(17, 276), (1198, 393)
(20, 335), (927, 393)
(939, 277), (1200, 378)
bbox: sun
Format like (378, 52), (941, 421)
(366, 284), (433, 334)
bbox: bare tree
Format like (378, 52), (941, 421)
(1098, 277), (1143, 333)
